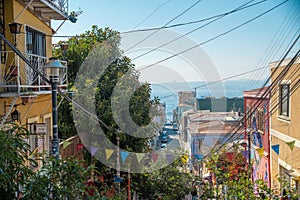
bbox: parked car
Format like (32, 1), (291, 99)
(161, 143), (167, 149)
(161, 135), (168, 143)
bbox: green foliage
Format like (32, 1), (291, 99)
(0, 123), (95, 200)
(204, 148), (256, 200)
(0, 123), (34, 199)
(131, 159), (194, 200)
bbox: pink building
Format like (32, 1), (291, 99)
(244, 86), (270, 187)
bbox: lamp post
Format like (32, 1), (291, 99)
(44, 58), (65, 159)
(9, 22), (22, 47)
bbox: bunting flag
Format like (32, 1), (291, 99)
(152, 153), (159, 163)
(77, 144), (84, 152)
(226, 152), (234, 161)
(63, 141), (72, 149)
(166, 154), (173, 164)
(271, 144), (280, 155)
(105, 149), (114, 160)
(256, 147), (264, 158)
(136, 153), (145, 163)
(241, 150), (249, 160)
(90, 147), (98, 156)
(286, 140), (296, 151)
(121, 151), (129, 162)
(181, 154), (188, 164)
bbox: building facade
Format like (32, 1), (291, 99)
(0, 0), (68, 165)
(269, 57), (300, 195)
(180, 110), (243, 175)
(244, 86), (271, 187)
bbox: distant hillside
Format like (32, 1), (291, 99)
(151, 79), (269, 98)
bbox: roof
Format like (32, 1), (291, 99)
(269, 56), (300, 69)
(243, 86), (270, 98)
(187, 119), (242, 135)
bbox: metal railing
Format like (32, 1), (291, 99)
(43, 0), (68, 15)
(0, 51), (68, 96)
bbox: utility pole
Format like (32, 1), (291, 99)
(246, 128), (251, 178)
(128, 166), (131, 200)
(116, 136), (120, 197)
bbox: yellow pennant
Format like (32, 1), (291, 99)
(105, 149), (114, 160)
(256, 147), (264, 158)
(136, 153), (145, 163)
(63, 141), (72, 149)
(181, 154), (188, 164)
(286, 140), (295, 151)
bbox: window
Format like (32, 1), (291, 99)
(257, 109), (264, 132)
(26, 26), (46, 56)
(198, 140), (203, 152)
(279, 84), (290, 117)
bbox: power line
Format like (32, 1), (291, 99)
(137, 0), (289, 72)
(157, 64), (270, 100)
(131, 0), (172, 30)
(124, 0), (203, 53)
(210, 47), (300, 157)
(206, 34), (300, 158)
(122, 0), (265, 34)
(131, 0), (261, 61)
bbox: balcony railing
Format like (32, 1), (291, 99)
(0, 51), (67, 97)
(22, 0), (69, 20)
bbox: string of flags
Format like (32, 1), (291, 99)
(238, 140), (296, 161)
(63, 142), (190, 164)
(60, 139), (296, 164)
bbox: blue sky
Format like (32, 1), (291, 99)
(52, 0), (300, 82)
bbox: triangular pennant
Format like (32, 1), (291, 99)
(286, 141), (295, 151)
(121, 151), (129, 162)
(166, 154), (173, 164)
(181, 154), (188, 164)
(63, 141), (72, 149)
(152, 153), (159, 163)
(136, 153), (145, 163)
(226, 152), (234, 161)
(271, 144), (280, 155)
(105, 149), (114, 160)
(90, 147), (98, 156)
(241, 150), (249, 160)
(256, 147), (264, 158)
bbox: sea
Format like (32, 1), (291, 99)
(150, 79), (268, 121)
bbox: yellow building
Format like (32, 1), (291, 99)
(0, 0), (68, 164)
(270, 56), (300, 195)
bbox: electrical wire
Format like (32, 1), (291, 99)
(131, 0), (172, 30)
(124, 0), (203, 53)
(131, 0), (260, 61)
(137, 0), (289, 72)
(205, 36), (300, 158)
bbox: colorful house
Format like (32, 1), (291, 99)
(0, 0), (68, 166)
(244, 86), (271, 187)
(269, 57), (300, 195)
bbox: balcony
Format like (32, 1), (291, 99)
(0, 51), (67, 97)
(22, 0), (68, 20)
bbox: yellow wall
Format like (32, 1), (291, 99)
(12, 0), (53, 57)
(1, 0), (56, 157)
(270, 57), (300, 193)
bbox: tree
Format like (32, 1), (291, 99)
(54, 25), (195, 199)
(0, 123), (95, 200)
(131, 159), (194, 200)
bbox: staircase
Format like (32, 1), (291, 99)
(0, 96), (18, 128)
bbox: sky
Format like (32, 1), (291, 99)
(52, 0), (300, 83)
